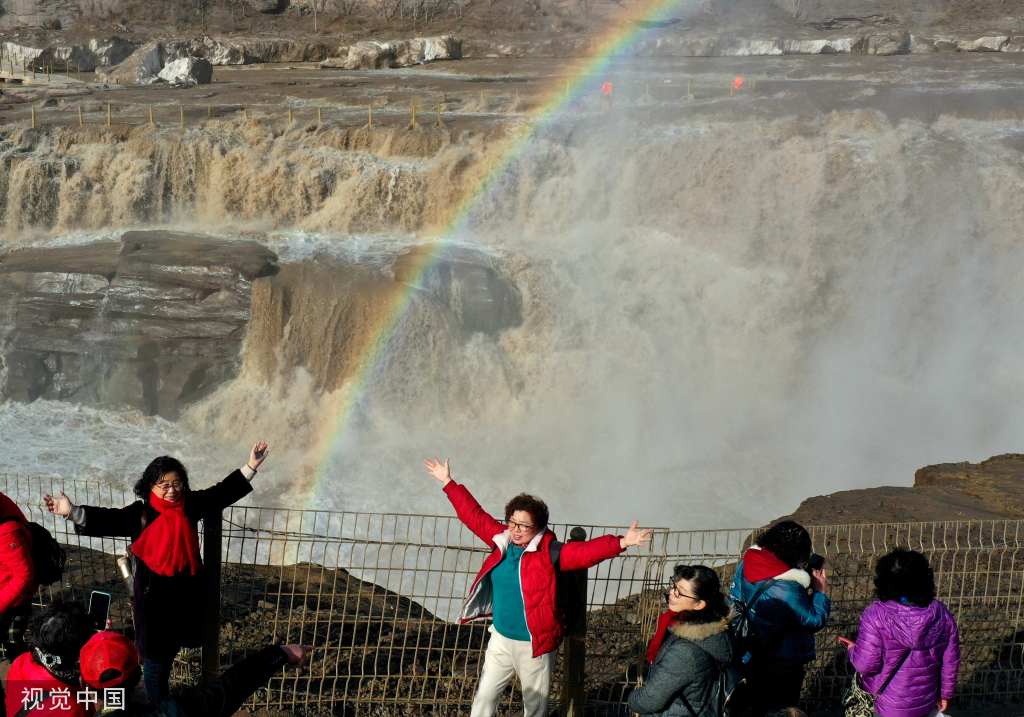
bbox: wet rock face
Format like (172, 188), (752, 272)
(394, 246), (522, 336)
(0, 231), (278, 418)
(243, 244), (523, 392)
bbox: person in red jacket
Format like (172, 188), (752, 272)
(1, 492), (37, 654)
(423, 458), (653, 717)
(4, 600), (94, 717)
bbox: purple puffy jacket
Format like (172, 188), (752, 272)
(849, 599), (960, 717)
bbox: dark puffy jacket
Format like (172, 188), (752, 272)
(96, 645), (290, 717)
(444, 481), (624, 657)
(628, 616), (734, 716)
(0, 492), (35, 616)
(73, 470), (252, 659)
(729, 559), (830, 664)
(849, 599), (960, 717)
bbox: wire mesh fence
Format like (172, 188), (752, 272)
(3, 474), (1023, 714)
(215, 505), (659, 714)
(640, 521), (1024, 712)
(7, 98), (466, 133)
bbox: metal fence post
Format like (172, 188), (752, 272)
(560, 526), (588, 716)
(202, 509), (223, 681)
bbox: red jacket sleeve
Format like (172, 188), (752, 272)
(558, 534), (624, 571)
(0, 521), (35, 613)
(442, 481), (505, 547)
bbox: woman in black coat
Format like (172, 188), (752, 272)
(44, 441), (270, 701)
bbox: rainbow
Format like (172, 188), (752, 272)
(307, 0), (691, 502)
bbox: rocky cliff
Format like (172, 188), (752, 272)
(0, 230), (277, 418)
(0, 232), (522, 420)
(3, 0), (1024, 60)
(789, 454), (1024, 525)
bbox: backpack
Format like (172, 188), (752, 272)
(549, 539), (563, 567)
(1, 517), (67, 587)
(678, 641), (750, 717)
(729, 577), (778, 663)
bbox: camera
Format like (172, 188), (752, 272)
(808, 553), (825, 571)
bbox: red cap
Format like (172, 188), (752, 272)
(79, 631), (140, 689)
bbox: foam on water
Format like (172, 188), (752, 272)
(0, 400), (225, 485)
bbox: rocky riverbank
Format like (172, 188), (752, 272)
(5, 0), (1024, 83)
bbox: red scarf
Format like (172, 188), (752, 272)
(741, 545), (791, 582)
(130, 493), (201, 577)
(646, 609), (686, 663)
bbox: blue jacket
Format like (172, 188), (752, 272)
(729, 555), (831, 665)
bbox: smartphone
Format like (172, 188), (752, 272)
(808, 553), (826, 571)
(88, 590), (112, 632)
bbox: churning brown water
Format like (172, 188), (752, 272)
(3, 56), (1024, 527)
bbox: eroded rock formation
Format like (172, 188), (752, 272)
(0, 231), (277, 418)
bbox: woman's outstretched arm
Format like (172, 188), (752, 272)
(45, 491), (141, 537)
(190, 441), (269, 513)
(560, 521), (654, 571)
(424, 458), (505, 546)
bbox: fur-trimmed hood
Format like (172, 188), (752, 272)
(666, 614), (734, 665)
(631, 611), (736, 716)
(668, 614), (731, 642)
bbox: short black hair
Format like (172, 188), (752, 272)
(757, 520), (812, 569)
(671, 564), (729, 623)
(134, 456), (190, 499)
(504, 494), (549, 531)
(874, 548), (936, 607)
(32, 599), (93, 660)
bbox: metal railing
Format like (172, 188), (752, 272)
(214, 504), (655, 714)
(3, 474), (1023, 714)
(641, 522), (1024, 711)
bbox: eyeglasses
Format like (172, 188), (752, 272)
(153, 481), (183, 492)
(668, 583), (700, 601)
(506, 519), (536, 533)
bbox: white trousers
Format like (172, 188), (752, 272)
(470, 627), (554, 717)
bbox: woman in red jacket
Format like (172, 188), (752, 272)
(423, 458), (653, 717)
(0, 492), (37, 652)
(1, 491), (39, 716)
